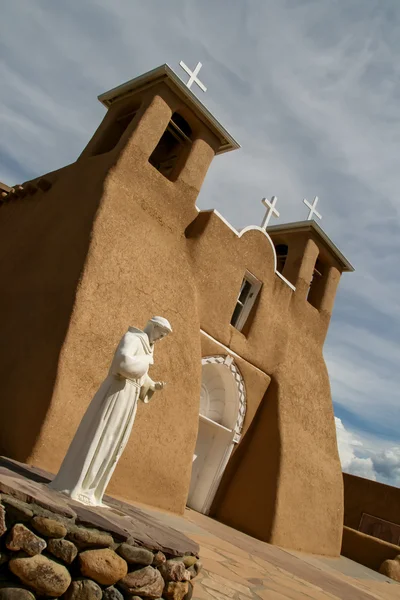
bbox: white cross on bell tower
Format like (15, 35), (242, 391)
(303, 196), (322, 221)
(260, 196), (280, 229)
(179, 61), (207, 93)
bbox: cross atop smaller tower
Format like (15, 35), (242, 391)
(179, 61), (207, 93)
(303, 196), (322, 221)
(260, 196), (280, 229)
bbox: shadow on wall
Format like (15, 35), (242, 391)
(210, 378), (281, 542)
(0, 158), (112, 462)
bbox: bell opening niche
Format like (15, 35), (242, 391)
(149, 112), (192, 180)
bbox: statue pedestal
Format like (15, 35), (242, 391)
(0, 456), (199, 599)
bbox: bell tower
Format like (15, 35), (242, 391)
(268, 218), (354, 337)
(79, 64), (240, 228)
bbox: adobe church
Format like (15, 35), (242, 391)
(0, 64), (353, 556)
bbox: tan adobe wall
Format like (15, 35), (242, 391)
(0, 160), (112, 462)
(341, 526), (400, 572)
(30, 192), (202, 514)
(343, 473), (400, 530)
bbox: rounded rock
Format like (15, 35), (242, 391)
(185, 581), (194, 600)
(379, 558), (400, 582)
(0, 505), (6, 536)
(117, 543), (154, 565)
(48, 538), (78, 564)
(118, 565), (164, 598)
(164, 581), (190, 600)
(63, 578), (102, 599)
(6, 523), (47, 556)
(152, 551), (166, 567)
(159, 560), (187, 582)
(1, 496), (33, 523)
(171, 556), (198, 568)
(66, 525), (114, 549)
(0, 589), (36, 600)
(9, 554), (71, 596)
(183, 556), (198, 568)
(187, 561), (202, 579)
(103, 586), (124, 600)
(79, 548), (128, 585)
(31, 516), (67, 538)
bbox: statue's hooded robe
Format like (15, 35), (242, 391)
(50, 326), (157, 507)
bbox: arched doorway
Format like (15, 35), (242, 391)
(187, 355), (246, 514)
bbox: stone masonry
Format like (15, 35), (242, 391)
(0, 458), (202, 598)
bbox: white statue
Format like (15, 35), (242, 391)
(50, 316), (172, 507)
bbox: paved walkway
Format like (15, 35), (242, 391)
(139, 504), (400, 600)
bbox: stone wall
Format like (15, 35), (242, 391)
(0, 494), (201, 599)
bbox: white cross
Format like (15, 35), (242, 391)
(303, 196), (322, 221)
(260, 196), (280, 229)
(179, 61), (207, 93)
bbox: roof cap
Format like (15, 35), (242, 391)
(266, 219), (354, 272)
(98, 64), (240, 155)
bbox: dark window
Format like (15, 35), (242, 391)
(275, 244), (288, 274)
(149, 113), (192, 180)
(231, 274), (261, 332)
(307, 258), (326, 309)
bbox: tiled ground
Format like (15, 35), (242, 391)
(139, 504), (400, 600)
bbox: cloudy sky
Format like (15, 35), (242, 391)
(1, 0), (400, 486)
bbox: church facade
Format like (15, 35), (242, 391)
(0, 64), (353, 556)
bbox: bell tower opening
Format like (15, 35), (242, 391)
(148, 112), (192, 180)
(307, 257), (327, 309)
(275, 244), (288, 274)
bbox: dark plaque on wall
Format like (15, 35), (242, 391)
(359, 513), (400, 546)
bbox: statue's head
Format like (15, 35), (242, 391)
(144, 316), (172, 344)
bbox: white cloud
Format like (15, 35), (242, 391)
(372, 447), (400, 485)
(335, 417), (376, 481)
(325, 321), (400, 438)
(335, 418), (400, 487)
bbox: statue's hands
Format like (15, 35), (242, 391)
(153, 381), (166, 391)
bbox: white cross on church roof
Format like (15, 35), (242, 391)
(179, 61), (207, 93)
(260, 196), (280, 229)
(303, 196), (322, 221)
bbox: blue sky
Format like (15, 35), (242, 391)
(1, 0), (399, 486)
